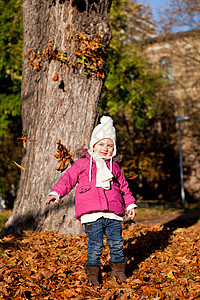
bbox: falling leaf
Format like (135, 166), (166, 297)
(17, 133), (37, 148)
(18, 133), (28, 148)
(29, 139), (37, 143)
(13, 161), (26, 172)
(17, 133), (28, 140)
(54, 140), (73, 172)
(52, 72), (58, 81)
(128, 174), (138, 180)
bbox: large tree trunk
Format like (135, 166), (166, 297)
(3, 0), (112, 236)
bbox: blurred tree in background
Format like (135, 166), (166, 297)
(100, 0), (179, 201)
(1, 0), (199, 207)
(0, 0), (22, 207)
(158, 0), (200, 33)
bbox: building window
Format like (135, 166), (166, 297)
(160, 57), (173, 81)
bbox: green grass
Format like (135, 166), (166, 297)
(135, 202), (200, 219)
(0, 210), (11, 230)
(136, 207), (183, 218)
(0, 203), (199, 230)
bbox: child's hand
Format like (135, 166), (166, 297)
(127, 208), (136, 220)
(45, 195), (60, 205)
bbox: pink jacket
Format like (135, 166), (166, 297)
(51, 150), (136, 220)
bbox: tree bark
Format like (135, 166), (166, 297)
(3, 0), (112, 236)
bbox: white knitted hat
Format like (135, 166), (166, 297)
(89, 116), (116, 156)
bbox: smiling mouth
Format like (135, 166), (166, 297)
(101, 152), (108, 156)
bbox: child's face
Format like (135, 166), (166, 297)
(93, 138), (114, 157)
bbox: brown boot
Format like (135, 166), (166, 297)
(85, 265), (100, 286)
(111, 261), (127, 281)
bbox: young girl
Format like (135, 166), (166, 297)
(46, 116), (136, 286)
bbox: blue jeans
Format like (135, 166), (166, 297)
(84, 217), (124, 265)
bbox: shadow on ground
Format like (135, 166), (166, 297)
(124, 211), (200, 277)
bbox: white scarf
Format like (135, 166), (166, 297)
(88, 150), (113, 190)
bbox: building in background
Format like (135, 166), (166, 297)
(143, 29), (200, 202)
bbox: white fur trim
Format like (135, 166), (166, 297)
(126, 203), (137, 211)
(48, 191), (60, 199)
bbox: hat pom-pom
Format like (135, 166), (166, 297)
(100, 116), (113, 125)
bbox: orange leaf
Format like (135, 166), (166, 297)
(128, 174), (138, 180)
(63, 289), (76, 297)
(17, 133), (28, 140)
(13, 161), (26, 172)
(52, 72), (58, 81)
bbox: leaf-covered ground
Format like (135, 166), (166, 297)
(0, 215), (200, 299)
